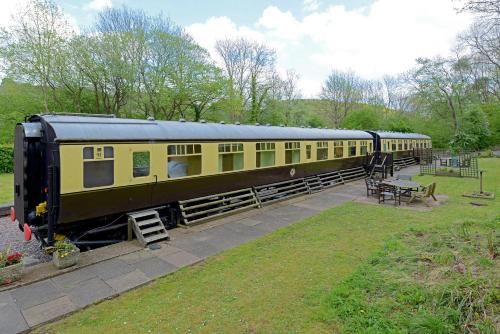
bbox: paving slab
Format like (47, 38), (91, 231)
(238, 218), (265, 227)
(22, 296), (76, 327)
(85, 258), (135, 280)
(11, 280), (64, 310)
(50, 267), (98, 290)
(187, 243), (222, 258)
(131, 257), (177, 279)
(105, 269), (150, 293)
(0, 301), (29, 334)
(158, 249), (201, 268)
(62, 277), (114, 307)
(120, 250), (157, 265)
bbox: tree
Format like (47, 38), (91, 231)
(410, 57), (474, 132)
(320, 70), (363, 127)
(0, 0), (73, 112)
(215, 37), (276, 122)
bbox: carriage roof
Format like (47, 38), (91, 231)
(33, 115), (374, 142)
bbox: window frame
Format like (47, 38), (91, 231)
(333, 140), (344, 158)
(132, 151), (151, 178)
(285, 141), (301, 165)
(348, 140), (357, 157)
(218, 142), (244, 172)
(255, 142), (276, 168)
(82, 146), (115, 189)
(316, 141), (328, 161)
(167, 144), (202, 179)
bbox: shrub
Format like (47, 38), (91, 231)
(0, 146), (14, 173)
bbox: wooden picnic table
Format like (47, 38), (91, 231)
(383, 179), (421, 190)
(382, 179), (422, 200)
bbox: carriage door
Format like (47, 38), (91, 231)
(14, 123), (43, 226)
(132, 150), (155, 208)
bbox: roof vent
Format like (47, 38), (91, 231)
(255, 123), (260, 126)
(179, 118), (186, 122)
(266, 123), (271, 126)
(200, 119), (206, 123)
(220, 121), (225, 124)
(279, 124), (284, 127)
(147, 116), (155, 121)
(300, 125), (305, 128)
(235, 122), (241, 125)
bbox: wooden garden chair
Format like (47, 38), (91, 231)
(365, 177), (379, 197)
(408, 182), (436, 206)
(378, 183), (401, 206)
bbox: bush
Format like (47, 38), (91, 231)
(0, 146), (14, 173)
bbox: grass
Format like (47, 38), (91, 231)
(36, 159), (500, 333)
(0, 173), (13, 204)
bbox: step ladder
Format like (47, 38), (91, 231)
(305, 176), (323, 193)
(127, 210), (169, 247)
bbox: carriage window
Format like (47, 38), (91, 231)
(104, 147), (114, 158)
(398, 140), (403, 151)
(306, 145), (312, 160)
(317, 141), (328, 160)
(360, 141), (368, 156)
(404, 140), (408, 150)
(369, 142), (373, 153)
(348, 141), (357, 157)
(409, 142), (413, 149)
(83, 146), (114, 188)
(83, 147), (94, 160)
(133, 151), (150, 177)
(334, 141), (344, 158)
(218, 143), (244, 172)
(391, 140), (397, 151)
(168, 144), (202, 178)
(256, 142), (275, 168)
(285, 142), (300, 164)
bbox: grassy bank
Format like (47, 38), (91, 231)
(36, 159), (499, 333)
(0, 173), (13, 204)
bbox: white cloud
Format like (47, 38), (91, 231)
(186, 0), (473, 97)
(85, 0), (112, 11)
(303, 0), (321, 12)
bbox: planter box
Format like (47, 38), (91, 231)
(53, 249), (80, 269)
(435, 171), (461, 177)
(0, 262), (23, 285)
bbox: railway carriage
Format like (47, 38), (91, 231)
(11, 114), (431, 247)
(371, 131), (431, 160)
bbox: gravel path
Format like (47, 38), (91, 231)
(0, 216), (51, 262)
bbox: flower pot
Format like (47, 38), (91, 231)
(53, 249), (80, 269)
(0, 262), (23, 285)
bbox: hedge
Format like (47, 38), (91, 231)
(0, 146), (14, 173)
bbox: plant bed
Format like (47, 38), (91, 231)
(0, 249), (23, 285)
(52, 241), (80, 269)
(463, 191), (495, 200)
(435, 170), (461, 177)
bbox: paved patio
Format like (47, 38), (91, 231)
(0, 167), (426, 333)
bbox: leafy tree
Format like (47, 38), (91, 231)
(340, 107), (381, 130)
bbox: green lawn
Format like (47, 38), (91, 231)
(37, 159), (500, 334)
(0, 173), (13, 204)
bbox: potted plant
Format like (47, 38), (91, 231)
(52, 241), (80, 269)
(0, 247), (23, 285)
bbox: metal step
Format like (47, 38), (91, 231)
(179, 188), (258, 225)
(305, 176), (323, 193)
(127, 210), (169, 247)
(254, 178), (309, 206)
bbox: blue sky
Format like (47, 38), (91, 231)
(57, 0), (373, 27)
(1, 0), (472, 96)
